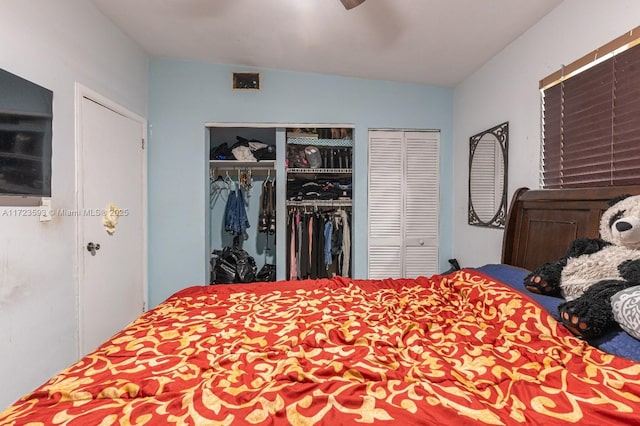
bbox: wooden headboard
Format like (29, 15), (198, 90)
(501, 185), (640, 271)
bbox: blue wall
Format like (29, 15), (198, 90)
(148, 58), (454, 307)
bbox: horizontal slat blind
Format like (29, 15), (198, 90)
(542, 37), (640, 189)
(613, 45), (640, 185)
(561, 59), (613, 187)
(542, 84), (562, 188)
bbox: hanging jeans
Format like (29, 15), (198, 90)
(224, 189), (250, 237)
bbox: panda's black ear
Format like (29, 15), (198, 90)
(608, 194), (631, 206)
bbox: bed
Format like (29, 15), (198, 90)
(2, 186), (640, 425)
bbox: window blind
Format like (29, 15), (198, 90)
(541, 30), (640, 189)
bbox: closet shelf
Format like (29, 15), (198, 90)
(287, 138), (353, 147)
(287, 167), (352, 174)
(286, 200), (352, 208)
(210, 160), (275, 170)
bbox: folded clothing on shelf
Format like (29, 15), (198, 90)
(287, 177), (352, 201)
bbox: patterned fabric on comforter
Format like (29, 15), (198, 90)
(1, 270), (640, 425)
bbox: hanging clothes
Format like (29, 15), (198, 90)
(224, 185), (250, 238)
(286, 207), (351, 280)
(314, 212), (328, 279)
(338, 209), (351, 277)
(258, 178), (276, 235)
(300, 213), (310, 278)
(289, 212), (297, 280)
(331, 215), (344, 275)
(268, 180), (276, 234)
(323, 219), (333, 269)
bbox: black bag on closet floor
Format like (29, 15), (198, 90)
(256, 263), (276, 282)
(212, 246), (257, 284)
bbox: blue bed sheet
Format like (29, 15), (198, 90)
(475, 263), (640, 363)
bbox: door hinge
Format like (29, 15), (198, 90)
(141, 138), (145, 149)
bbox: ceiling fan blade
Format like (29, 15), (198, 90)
(340, 0), (366, 10)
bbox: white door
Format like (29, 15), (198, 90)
(403, 131), (439, 277)
(368, 131), (404, 278)
(78, 93), (145, 356)
(368, 130), (439, 279)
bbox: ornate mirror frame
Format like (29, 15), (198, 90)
(468, 122), (508, 228)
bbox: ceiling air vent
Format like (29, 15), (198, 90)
(232, 72), (261, 90)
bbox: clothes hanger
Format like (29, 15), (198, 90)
(225, 171), (236, 191)
(210, 173), (228, 193)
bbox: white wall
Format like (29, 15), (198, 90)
(452, 0), (640, 268)
(0, 0), (147, 410)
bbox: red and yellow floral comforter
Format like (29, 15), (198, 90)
(2, 270), (640, 425)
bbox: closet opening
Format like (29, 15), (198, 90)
(208, 126), (278, 284)
(205, 123), (355, 284)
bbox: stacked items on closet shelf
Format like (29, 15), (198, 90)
(210, 135), (276, 162)
(285, 127), (353, 279)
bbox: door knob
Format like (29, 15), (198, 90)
(87, 242), (101, 256)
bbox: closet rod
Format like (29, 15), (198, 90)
(210, 164), (274, 177)
(286, 200), (352, 208)
(210, 160), (275, 171)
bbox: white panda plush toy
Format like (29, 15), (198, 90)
(524, 194), (640, 340)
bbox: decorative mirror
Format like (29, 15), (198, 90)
(468, 122), (508, 228)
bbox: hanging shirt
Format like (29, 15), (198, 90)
(289, 212), (297, 280)
(315, 213), (328, 279)
(324, 219), (333, 269)
(224, 189), (250, 237)
(339, 209), (351, 277)
(296, 212), (304, 279)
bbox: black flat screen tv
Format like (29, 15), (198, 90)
(0, 68), (52, 197)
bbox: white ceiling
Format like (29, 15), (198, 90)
(91, 0), (563, 88)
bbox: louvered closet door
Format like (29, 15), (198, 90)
(404, 132), (439, 277)
(368, 131), (403, 278)
(368, 130), (439, 279)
